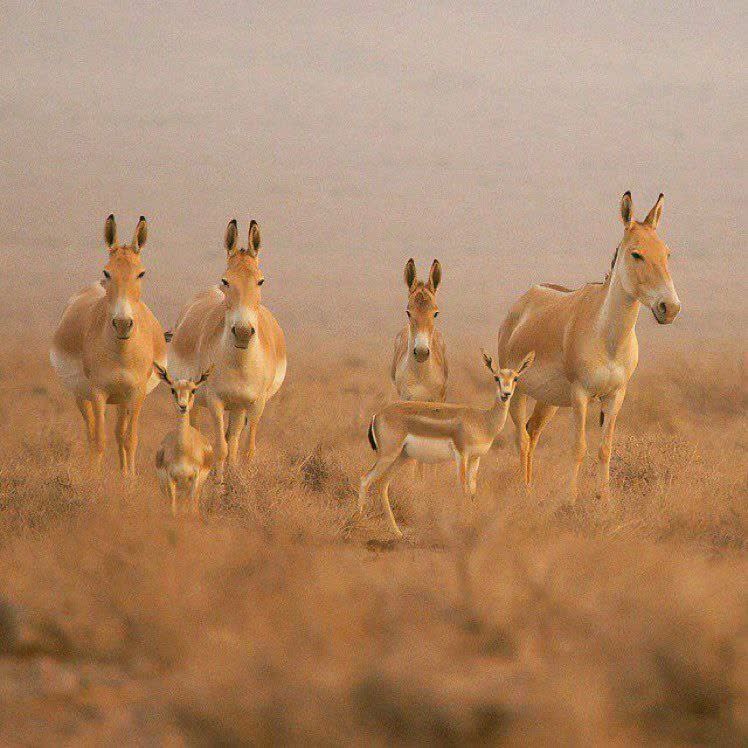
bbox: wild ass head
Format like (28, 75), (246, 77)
(221, 219), (265, 349)
(404, 258), (442, 363)
(102, 215), (148, 341)
(615, 192), (681, 324)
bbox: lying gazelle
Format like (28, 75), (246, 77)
(360, 349), (535, 537)
(391, 258), (448, 402)
(50, 215), (166, 473)
(498, 191), (681, 499)
(169, 219), (287, 482)
(154, 364), (214, 514)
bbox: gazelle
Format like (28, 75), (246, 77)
(154, 364), (214, 514)
(168, 219), (286, 482)
(50, 215), (166, 473)
(360, 349), (535, 537)
(498, 191), (681, 499)
(391, 258), (448, 402)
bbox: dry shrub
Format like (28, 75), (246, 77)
(0, 342), (745, 744)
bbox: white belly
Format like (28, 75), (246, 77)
(49, 346), (90, 398)
(402, 435), (455, 464)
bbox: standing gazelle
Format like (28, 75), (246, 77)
(391, 258), (448, 402)
(154, 364), (214, 515)
(361, 349), (534, 537)
(498, 191), (681, 499)
(168, 219), (286, 482)
(50, 215), (166, 473)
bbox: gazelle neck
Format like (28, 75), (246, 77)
(486, 397), (510, 437)
(598, 252), (641, 356)
(177, 411), (191, 444)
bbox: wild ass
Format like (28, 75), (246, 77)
(50, 215), (166, 473)
(154, 364), (214, 514)
(497, 192), (681, 499)
(391, 258), (448, 402)
(168, 219), (286, 482)
(361, 350), (534, 537)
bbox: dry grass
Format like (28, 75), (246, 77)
(0, 340), (745, 745)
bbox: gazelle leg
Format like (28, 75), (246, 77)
(597, 387), (626, 498)
(509, 393), (529, 487)
(124, 394), (145, 476)
(188, 471), (202, 514)
(115, 404), (130, 474)
(526, 401), (558, 485)
(207, 397), (227, 483)
(569, 391), (589, 502)
(456, 454), (471, 496)
(359, 450), (402, 514)
(90, 391), (107, 471)
(75, 396), (95, 448)
(167, 477), (178, 516)
(378, 454), (407, 538)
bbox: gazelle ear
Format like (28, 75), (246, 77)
(518, 350), (535, 375)
(133, 216), (147, 252)
(427, 259), (442, 292)
(404, 258), (417, 290)
(246, 220), (261, 258)
(643, 193), (664, 230)
(620, 191), (633, 227)
(225, 219), (238, 256)
(195, 364), (215, 386)
(480, 347), (496, 373)
(153, 362), (171, 385)
(105, 214), (117, 248)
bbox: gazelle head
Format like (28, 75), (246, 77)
(102, 215), (148, 340)
(615, 192), (681, 325)
(221, 219), (265, 349)
(154, 363), (214, 414)
(482, 349), (535, 403)
(404, 258), (442, 362)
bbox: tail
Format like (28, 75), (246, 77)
(600, 409), (604, 427)
(164, 331), (173, 343)
(367, 415), (378, 451)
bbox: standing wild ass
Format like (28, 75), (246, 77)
(50, 215), (166, 473)
(391, 258), (447, 402)
(497, 192), (681, 499)
(168, 219), (286, 482)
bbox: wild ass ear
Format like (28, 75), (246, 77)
(132, 216), (147, 252)
(517, 350), (535, 375)
(620, 191), (633, 227)
(643, 193), (664, 230)
(480, 347), (496, 374)
(195, 364), (215, 386)
(246, 220), (261, 258)
(225, 219), (238, 256)
(104, 214), (117, 248)
(427, 259), (442, 292)
(153, 362), (171, 385)
(404, 258), (417, 290)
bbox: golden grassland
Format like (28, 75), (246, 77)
(0, 340), (745, 745)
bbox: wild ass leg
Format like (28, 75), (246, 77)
(597, 387), (626, 498)
(467, 457), (480, 496)
(115, 404), (130, 474)
(525, 401), (558, 485)
(207, 396), (228, 483)
(125, 394), (145, 476)
(569, 391), (589, 502)
(90, 391), (107, 471)
(509, 393), (529, 487)
(75, 396), (95, 449)
(244, 398), (266, 460)
(226, 409), (246, 466)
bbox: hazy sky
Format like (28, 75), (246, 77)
(1, 1), (745, 346)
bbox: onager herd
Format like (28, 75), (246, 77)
(51, 193), (681, 532)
